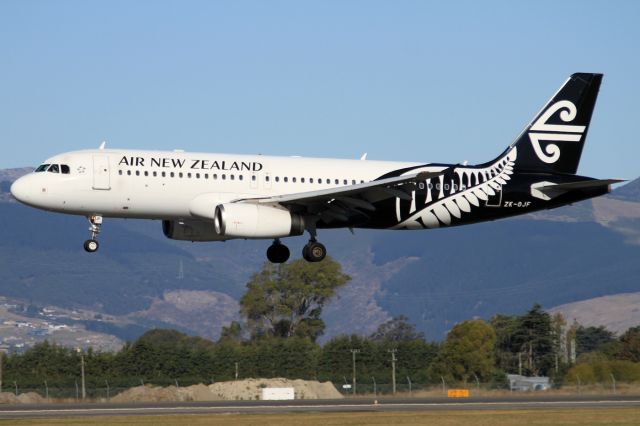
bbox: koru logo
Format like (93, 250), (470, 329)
(528, 100), (585, 164)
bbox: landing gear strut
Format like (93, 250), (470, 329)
(266, 239), (290, 263)
(84, 215), (102, 253)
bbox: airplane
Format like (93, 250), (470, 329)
(10, 73), (622, 263)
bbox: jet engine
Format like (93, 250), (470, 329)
(162, 219), (228, 241)
(214, 203), (305, 239)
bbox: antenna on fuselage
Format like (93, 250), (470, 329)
(98, 141), (106, 150)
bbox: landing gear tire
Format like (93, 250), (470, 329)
(267, 241), (290, 263)
(302, 241), (326, 263)
(84, 239), (99, 253)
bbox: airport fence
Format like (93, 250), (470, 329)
(0, 377), (629, 401)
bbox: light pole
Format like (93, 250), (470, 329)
(349, 349), (360, 395)
(76, 348), (86, 400)
(388, 349), (397, 395)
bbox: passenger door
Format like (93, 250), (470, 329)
(92, 155), (111, 190)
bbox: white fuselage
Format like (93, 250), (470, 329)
(10, 148), (425, 221)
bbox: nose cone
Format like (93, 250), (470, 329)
(10, 175), (33, 204)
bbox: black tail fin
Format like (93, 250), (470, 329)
(510, 73), (603, 174)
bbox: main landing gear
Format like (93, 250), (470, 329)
(84, 215), (102, 253)
(302, 239), (327, 263)
(265, 238), (327, 263)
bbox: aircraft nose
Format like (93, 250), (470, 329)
(10, 176), (32, 204)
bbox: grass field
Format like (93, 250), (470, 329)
(1, 408), (639, 426)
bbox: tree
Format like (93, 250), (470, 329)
(491, 314), (519, 373)
(428, 320), (496, 383)
(513, 304), (553, 376)
(575, 325), (616, 356)
(370, 315), (425, 342)
(239, 257), (350, 341)
(219, 321), (244, 343)
(618, 326), (640, 362)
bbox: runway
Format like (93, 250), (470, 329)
(0, 395), (639, 418)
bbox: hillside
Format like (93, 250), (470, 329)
(1, 168), (639, 344)
(549, 292), (640, 334)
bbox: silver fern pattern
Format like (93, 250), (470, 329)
(393, 147), (518, 229)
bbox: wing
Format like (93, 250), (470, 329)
(232, 169), (449, 224)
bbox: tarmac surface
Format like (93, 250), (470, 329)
(0, 395), (639, 418)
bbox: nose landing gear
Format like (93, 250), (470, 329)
(84, 215), (102, 253)
(266, 239), (290, 263)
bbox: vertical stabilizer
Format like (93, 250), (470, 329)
(510, 73), (602, 174)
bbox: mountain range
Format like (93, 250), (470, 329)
(1, 168), (639, 345)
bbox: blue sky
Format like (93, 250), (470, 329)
(1, 1), (639, 179)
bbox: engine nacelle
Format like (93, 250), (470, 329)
(214, 203), (305, 239)
(162, 219), (228, 242)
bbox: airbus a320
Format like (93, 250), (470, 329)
(11, 73), (621, 263)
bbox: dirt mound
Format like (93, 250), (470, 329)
(0, 392), (19, 404)
(208, 378), (342, 400)
(112, 378), (342, 402)
(16, 392), (45, 403)
(111, 385), (181, 403)
(0, 391), (45, 404)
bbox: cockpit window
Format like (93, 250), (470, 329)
(49, 164), (60, 173)
(61, 164), (70, 174)
(35, 164), (50, 172)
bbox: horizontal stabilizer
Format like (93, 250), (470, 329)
(531, 179), (625, 201)
(540, 179), (625, 192)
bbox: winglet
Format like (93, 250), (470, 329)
(360, 153), (367, 161)
(99, 141), (106, 150)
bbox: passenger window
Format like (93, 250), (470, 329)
(265, 176), (270, 182)
(187, 173), (192, 178)
(309, 178), (313, 183)
(239, 175), (243, 181)
(335, 179), (339, 184)
(119, 170), (123, 175)
(144, 171), (149, 176)
(326, 179), (330, 184)
(284, 177), (288, 183)
(222, 174), (226, 180)
(162, 171), (166, 177)
(49, 164), (60, 173)
(275, 176), (280, 182)
(179, 172), (183, 178)
(153, 171), (157, 177)
(301, 177), (305, 183)
(292, 177), (296, 183)
(170, 172), (175, 178)
(61, 165), (70, 174)
(252, 175), (256, 181)
(213, 174), (218, 180)
(343, 179), (347, 185)
(127, 170), (132, 176)
(135, 170), (140, 176)
(352, 180), (356, 185)
(204, 174), (209, 179)
(230, 174), (235, 180)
